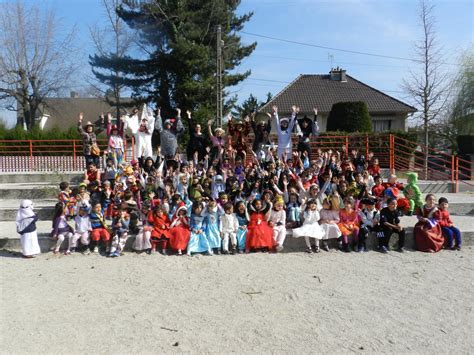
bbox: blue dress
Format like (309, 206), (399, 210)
(187, 214), (210, 253)
(204, 208), (221, 249)
(236, 214), (248, 250)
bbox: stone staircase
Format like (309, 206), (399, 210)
(0, 172), (473, 253)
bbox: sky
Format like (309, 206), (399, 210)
(1, 0), (473, 126)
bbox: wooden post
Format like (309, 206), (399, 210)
(73, 140), (77, 171)
(365, 134), (369, 159)
(345, 136), (349, 157)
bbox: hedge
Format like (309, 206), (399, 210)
(326, 101), (372, 132)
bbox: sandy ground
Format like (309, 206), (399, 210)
(1, 247), (473, 354)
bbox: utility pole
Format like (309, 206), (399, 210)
(216, 25), (224, 127)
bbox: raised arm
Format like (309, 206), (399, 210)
(312, 107), (320, 136)
(154, 107), (163, 133)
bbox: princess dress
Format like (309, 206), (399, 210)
(292, 209), (325, 239)
(235, 214), (248, 251)
(187, 214), (210, 254)
(204, 207), (221, 250)
(246, 212), (275, 250)
(414, 205), (444, 252)
(319, 209), (342, 239)
(169, 216), (191, 252)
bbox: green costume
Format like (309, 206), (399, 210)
(403, 172), (423, 212)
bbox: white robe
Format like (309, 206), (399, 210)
(124, 104), (155, 159)
(16, 200), (41, 256)
(274, 112), (297, 160)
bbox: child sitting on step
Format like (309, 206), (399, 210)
(435, 197), (462, 251)
(51, 202), (74, 255)
(109, 207), (130, 257)
(69, 202), (91, 254)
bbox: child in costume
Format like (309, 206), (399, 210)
(169, 203), (191, 255)
(16, 200), (40, 258)
(148, 205), (171, 254)
(50, 202), (74, 255)
(435, 197), (462, 250)
(378, 198), (405, 253)
(403, 172), (424, 215)
(132, 203), (153, 253)
(187, 202), (211, 256)
(319, 198), (341, 251)
(106, 112), (125, 168)
(234, 201), (249, 253)
(293, 198), (325, 253)
(246, 199), (274, 253)
(109, 208), (130, 257)
(58, 181), (76, 218)
(89, 202), (111, 254)
(414, 194), (444, 253)
(270, 196), (286, 252)
(70, 203), (91, 254)
(358, 199), (380, 252)
(203, 199), (223, 254)
(337, 197), (360, 252)
(220, 203), (239, 254)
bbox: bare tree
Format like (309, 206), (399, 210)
(89, 0), (135, 119)
(0, 0), (78, 130)
(403, 0), (450, 178)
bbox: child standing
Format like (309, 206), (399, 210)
(293, 198), (325, 253)
(337, 197), (360, 252)
(319, 198), (341, 251)
(436, 197), (462, 250)
(378, 198), (405, 253)
(16, 200), (40, 258)
(358, 199), (380, 252)
(220, 203), (239, 254)
(50, 203), (74, 254)
(270, 196), (286, 252)
(69, 203), (91, 254)
(109, 208), (130, 257)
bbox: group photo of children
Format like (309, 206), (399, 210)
(16, 105), (462, 258)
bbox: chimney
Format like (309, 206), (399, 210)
(330, 67), (347, 82)
(70, 91), (79, 98)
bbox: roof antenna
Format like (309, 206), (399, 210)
(328, 53), (334, 69)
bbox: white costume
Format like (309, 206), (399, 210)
(270, 209), (286, 249)
(220, 213), (239, 252)
(70, 214), (91, 250)
(319, 209), (342, 239)
(16, 200), (41, 256)
(274, 111), (297, 160)
(125, 104), (155, 159)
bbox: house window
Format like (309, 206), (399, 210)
(372, 120), (391, 132)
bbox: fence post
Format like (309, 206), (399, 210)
(73, 140), (77, 171)
(454, 156), (459, 193)
(131, 136), (135, 160)
(29, 140), (33, 172)
(389, 134), (394, 173)
(345, 136), (349, 157)
(124, 139), (127, 162)
(365, 134), (369, 159)
(451, 155), (455, 184)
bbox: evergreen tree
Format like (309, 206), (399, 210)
(90, 0), (256, 123)
(326, 102), (372, 133)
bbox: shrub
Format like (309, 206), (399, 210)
(326, 101), (372, 133)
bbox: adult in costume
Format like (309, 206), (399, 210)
(124, 104), (155, 160)
(296, 107), (320, 157)
(269, 105), (298, 161)
(155, 107), (184, 160)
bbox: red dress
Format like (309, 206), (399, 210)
(169, 216), (191, 251)
(414, 206), (444, 252)
(149, 214), (171, 239)
(246, 212), (275, 250)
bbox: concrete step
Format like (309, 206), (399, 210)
(1, 216), (473, 253)
(0, 199), (57, 221)
(0, 183), (58, 199)
(0, 172), (84, 184)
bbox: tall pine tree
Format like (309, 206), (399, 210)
(89, 0), (256, 122)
